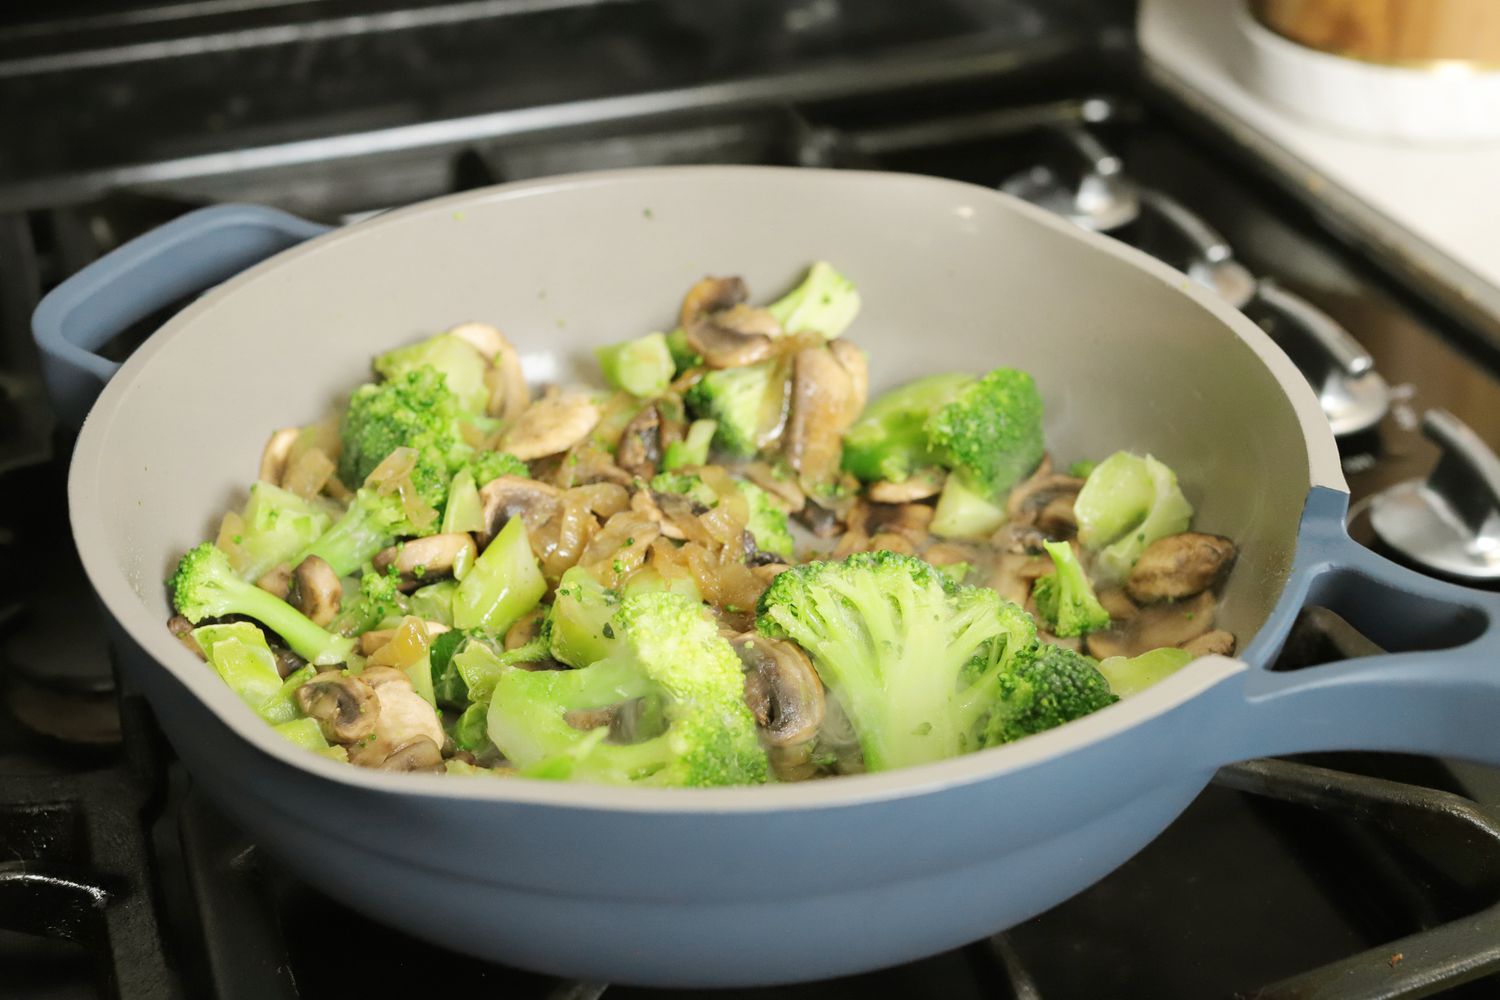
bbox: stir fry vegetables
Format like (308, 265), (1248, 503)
(166, 262), (1241, 785)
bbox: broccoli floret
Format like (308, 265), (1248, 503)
(1074, 451), (1193, 581)
(739, 481), (794, 560)
(169, 543), (354, 666)
(466, 450), (529, 486)
(1031, 540), (1111, 638)
(767, 261), (861, 339)
(596, 331), (674, 399)
(487, 591), (769, 787)
(841, 372), (972, 483)
(664, 327), (703, 375)
(683, 363), (778, 457)
(985, 644), (1119, 745)
(332, 569), (405, 636)
(375, 332), (490, 415)
(662, 419), (717, 471)
(339, 367), (466, 497)
(925, 367), (1045, 500)
(649, 471), (719, 508)
(756, 551), (1037, 770)
(1097, 647), (1195, 698)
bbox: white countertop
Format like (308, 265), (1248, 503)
(1139, 0), (1500, 303)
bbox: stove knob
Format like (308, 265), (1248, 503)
(999, 127), (1140, 233)
(1368, 409), (1500, 581)
(1250, 279), (1389, 438)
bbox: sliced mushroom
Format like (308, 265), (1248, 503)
(479, 476), (563, 546)
(631, 488), (687, 541)
(1096, 587), (1139, 623)
(785, 346), (859, 491)
(372, 533), (477, 591)
(272, 646), (306, 679)
(865, 503), (934, 547)
(828, 339), (868, 416)
(730, 633), (825, 748)
(288, 555), (341, 626)
(259, 427), (299, 485)
(256, 563), (292, 601)
(504, 605), (549, 651)
(617, 404), (664, 479)
(751, 562), (792, 586)
(1084, 630), (1130, 661)
(685, 315), (775, 369)
(1088, 590), (1217, 658)
(447, 321), (507, 360)
(989, 551), (1053, 606)
(742, 462), (805, 513)
(679, 276), (748, 328)
(296, 673), (379, 743)
(1181, 629), (1236, 657)
(168, 615), (203, 657)
(794, 501), (844, 539)
(564, 706), (616, 732)
(868, 468), (945, 504)
(498, 393), (600, 461)
(1126, 533), (1238, 604)
(347, 666), (446, 768)
(992, 521), (1051, 555)
(373, 735), (445, 772)
(1006, 466), (1085, 527)
(922, 541), (978, 568)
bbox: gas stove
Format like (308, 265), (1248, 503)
(5, 2), (1500, 997)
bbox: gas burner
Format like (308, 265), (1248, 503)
(1001, 130), (1391, 438)
(1368, 409), (1500, 583)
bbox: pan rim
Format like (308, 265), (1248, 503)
(67, 164), (1342, 812)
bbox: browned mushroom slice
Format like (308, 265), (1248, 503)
(479, 476), (563, 547)
(616, 404), (664, 479)
(868, 468), (945, 504)
(168, 615), (204, 657)
(742, 462), (806, 513)
(296, 673), (379, 743)
(256, 563), (292, 601)
(1126, 533), (1238, 603)
(730, 633), (825, 748)
(498, 393), (600, 460)
(374, 735), (445, 772)
(372, 533), (477, 591)
(1006, 465), (1086, 526)
(685, 315), (775, 370)
(564, 706), (616, 732)
(1095, 587), (1139, 623)
(678, 275), (748, 328)
(287, 555), (342, 626)
(259, 427), (299, 485)
(865, 503), (934, 548)
(447, 321), (507, 360)
(1126, 590), (1216, 655)
(785, 346), (859, 491)
(992, 521), (1050, 555)
(1084, 630), (1130, 661)
(347, 666), (446, 767)
(1181, 629), (1236, 657)
(988, 552), (1053, 606)
(827, 338), (869, 416)
(715, 304), (783, 339)
(504, 605), (549, 652)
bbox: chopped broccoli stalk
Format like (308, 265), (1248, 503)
(931, 473), (1007, 539)
(739, 481), (794, 559)
(665, 327), (702, 374)
(453, 630), (553, 702)
(1076, 452), (1194, 580)
(452, 517), (546, 634)
(172, 544), (354, 666)
(404, 654), (437, 707)
(1068, 459), (1098, 479)
(406, 579), (456, 626)
(984, 644), (1119, 745)
(192, 622), (286, 713)
(260, 665), (317, 724)
(273, 717), (332, 751)
(1098, 647), (1195, 698)
(662, 419), (718, 470)
(1031, 540), (1111, 638)
(332, 569), (404, 636)
(375, 332), (490, 415)
(766, 261), (861, 339)
(649, 471), (719, 509)
(756, 551), (1038, 770)
(232, 482), (333, 582)
(683, 363), (779, 457)
(441, 469), (483, 535)
(428, 628), (469, 707)
(841, 373), (972, 483)
(548, 566), (622, 668)
(296, 488), (410, 578)
(466, 450), (529, 488)
(925, 366), (1046, 499)
(596, 331), (674, 399)
(487, 591), (768, 787)
(450, 702), (490, 752)
(621, 567), (703, 602)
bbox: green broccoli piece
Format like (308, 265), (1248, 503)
(467, 450), (529, 486)
(841, 373), (972, 483)
(450, 702), (490, 752)
(428, 628), (470, 707)
(739, 481), (794, 560)
(756, 551), (1037, 770)
(231, 482), (334, 582)
(547, 566), (622, 668)
(169, 543), (354, 666)
(596, 331), (674, 399)
(295, 487), (415, 578)
(1074, 451), (1193, 581)
(1031, 540), (1111, 638)
(925, 367), (1045, 500)
(332, 569), (405, 637)
(930, 472), (1008, 539)
(487, 591), (769, 787)
(985, 644), (1119, 745)
(1097, 647), (1195, 698)
(375, 332), (491, 415)
(662, 419), (717, 471)
(683, 363), (779, 457)
(452, 626), (554, 702)
(664, 327), (703, 375)
(338, 367), (465, 496)
(649, 471), (719, 508)
(766, 261), (861, 339)
(1068, 458), (1098, 479)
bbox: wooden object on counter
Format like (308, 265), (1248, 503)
(1251, 0), (1500, 65)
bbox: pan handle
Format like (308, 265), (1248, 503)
(32, 204), (330, 427)
(1228, 486), (1500, 765)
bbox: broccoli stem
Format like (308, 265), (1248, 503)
(596, 332), (674, 399)
(297, 492), (402, 577)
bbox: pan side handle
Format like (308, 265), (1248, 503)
(1225, 486), (1500, 766)
(31, 204), (330, 427)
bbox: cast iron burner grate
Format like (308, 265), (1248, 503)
(5, 608), (1500, 999)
